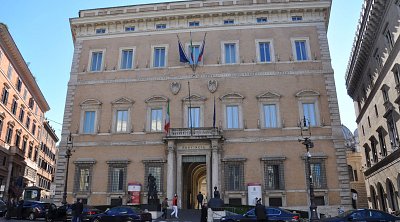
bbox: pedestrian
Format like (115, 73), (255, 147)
(200, 203), (208, 222)
(17, 199), (24, 220)
(71, 200), (77, 222)
(255, 198), (267, 222)
(73, 199), (84, 222)
(197, 192), (204, 209)
(161, 197), (169, 219)
(170, 194), (178, 219)
(338, 206), (344, 215)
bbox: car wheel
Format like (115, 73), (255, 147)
(93, 218), (101, 222)
(5, 211), (10, 220)
(46, 217), (54, 222)
(28, 212), (36, 221)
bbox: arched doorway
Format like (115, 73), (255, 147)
(377, 183), (387, 212)
(386, 179), (399, 212)
(370, 185), (378, 209)
(182, 155), (207, 209)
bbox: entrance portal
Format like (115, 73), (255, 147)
(182, 155), (207, 209)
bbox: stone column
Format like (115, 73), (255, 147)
(206, 151), (212, 200)
(166, 141), (176, 200)
(211, 139), (220, 193)
(176, 154), (182, 208)
(4, 156), (13, 200)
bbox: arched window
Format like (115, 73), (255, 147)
(377, 183), (387, 212)
(370, 186), (378, 209)
(348, 165), (355, 181)
(386, 179), (399, 211)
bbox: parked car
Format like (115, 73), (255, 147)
(320, 209), (400, 222)
(0, 200), (7, 217)
(221, 206), (300, 222)
(45, 204), (67, 222)
(5, 200), (51, 220)
(91, 206), (152, 222)
(65, 205), (103, 222)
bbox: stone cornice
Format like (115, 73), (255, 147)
(0, 23), (50, 112)
(345, 0), (388, 98)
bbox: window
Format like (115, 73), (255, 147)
(108, 164), (127, 192)
(120, 49), (134, 70)
(382, 88), (390, 102)
(188, 107), (201, 128)
(226, 105), (239, 129)
(189, 21), (200, 27)
(257, 17), (268, 23)
(293, 40), (309, 61)
(90, 51), (103, 72)
(83, 111), (96, 134)
(75, 166), (91, 192)
(33, 147), (38, 161)
(370, 138), (378, 163)
(348, 165), (355, 182)
(364, 145), (371, 167)
(0, 50), (2, 63)
(378, 128), (387, 157)
(224, 19), (234, 25)
(224, 161), (244, 191)
(31, 124), (36, 136)
(156, 24), (166, 29)
(26, 116), (31, 129)
(153, 47), (166, 68)
(375, 105), (379, 117)
(125, 26), (135, 32)
(258, 42), (272, 62)
(374, 50), (382, 68)
(95, 28), (106, 34)
(188, 45), (200, 65)
(115, 110), (128, 133)
(1, 86), (9, 105)
(224, 43), (237, 64)
(7, 64), (13, 79)
(16, 78), (22, 92)
(22, 138), (27, 155)
(11, 99), (17, 115)
(144, 162), (164, 192)
(5, 125), (13, 144)
(292, 16), (303, 21)
(14, 131), (21, 149)
(263, 159), (285, 190)
(28, 143), (33, 159)
(384, 29), (394, 51)
(19, 108), (25, 122)
(28, 98), (34, 109)
(387, 115), (399, 150)
(393, 65), (400, 86)
(151, 108), (163, 132)
(0, 118), (3, 137)
(302, 103), (317, 126)
(308, 159), (327, 189)
(263, 104), (278, 128)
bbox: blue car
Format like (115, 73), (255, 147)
(91, 206), (152, 222)
(221, 207), (300, 222)
(320, 209), (400, 222)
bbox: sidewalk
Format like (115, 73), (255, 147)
(153, 209), (202, 222)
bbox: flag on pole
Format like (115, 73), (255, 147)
(164, 100), (170, 134)
(178, 37), (190, 63)
(197, 33), (207, 64)
(213, 96), (216, 128)
(189, 32), (195, 63)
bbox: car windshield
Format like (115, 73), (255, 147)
(338, 210), (358, 218)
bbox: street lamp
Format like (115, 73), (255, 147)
(62, 132), (73, 205)
(298, 116), (319, 222)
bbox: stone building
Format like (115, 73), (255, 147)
(55, 0), (350, 216)
(0, 23), (57, 200)
(346, 0), (400, 213)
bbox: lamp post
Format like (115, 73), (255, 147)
(62, 133), (73, 205)
(298, 116), (319, 222)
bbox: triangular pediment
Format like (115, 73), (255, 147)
(80, 98), (102, 106)
(183, 94), (206, 101)
(112, 97), (134, 105)
(295, 89), (320, 97)
(256, 91), (281, 99)
(220, 92), (244, 100)
(145, 95), (168, 103)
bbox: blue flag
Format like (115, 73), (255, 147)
(178, 40), (190, 63)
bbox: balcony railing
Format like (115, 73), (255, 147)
(167, 127), (222, 138)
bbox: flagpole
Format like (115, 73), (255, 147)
(213, 96), (216, 129)
(188, 81), (193, 136)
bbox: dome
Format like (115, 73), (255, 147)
(341, 124), (356, 151)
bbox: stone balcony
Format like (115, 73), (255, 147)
(165, 127), (223, 140)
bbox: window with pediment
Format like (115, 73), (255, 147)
(111, 97), (133, 133)
(183, 94), (206, 128)
(296, 90), (321, 127)
(220, 93), (244, 130)
(145, 96), (168, 132)
(74, 160), (96, 193)
(257, 92), (281, 128)
(80, 99), (102, 134)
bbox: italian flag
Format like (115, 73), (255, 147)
(164, 100), (170, 134)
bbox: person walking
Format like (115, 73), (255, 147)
(200, 203), (208, 222)
(170, 194), (178, 219)
(75, 199), (84, 222)
(161, 197), (169, 219)
(255, 199), (267, 222)
(197, 192), (204, 209)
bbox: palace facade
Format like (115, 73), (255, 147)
(54, 0), (350, 216)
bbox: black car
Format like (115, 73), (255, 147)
(221, 206), (300, 222)
(45, 204), (102, 222)
(65, 205), (103, 222)
(92, 206), (152, 222)
(320, 209), (400, 222)
(6, 200), (51, 220)
(0, 200), (7, 217)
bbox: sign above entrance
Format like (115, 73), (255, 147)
(178, 144), (210, 150)
(182, 155), (206, 163)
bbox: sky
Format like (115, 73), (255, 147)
(0, 0), (363, 139)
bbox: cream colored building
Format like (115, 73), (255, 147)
(55, 0), (351, 216)
(346, 0), (400, 213)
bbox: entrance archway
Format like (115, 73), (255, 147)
(182, 155), (207, 209)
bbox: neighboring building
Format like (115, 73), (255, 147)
(55, 0), (351, 216)
(37, 121), (59, 199)
(346, 0), (400, 213)
(342, 126), (368, 209)
(0, 23), (49, 199)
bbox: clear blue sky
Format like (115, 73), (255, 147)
(0, 0), (363, 139)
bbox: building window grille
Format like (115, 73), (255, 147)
(306, 159), (327, 189)
(74, 164), (93, 192)
(144, 163), (164, 192)
(224, 162), (244, 191)
(263, 160), (285, 190)
(108, 164), (127, 192)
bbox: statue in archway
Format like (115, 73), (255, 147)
(213, 186), (220, 199)
(147, 174), (158, 200)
